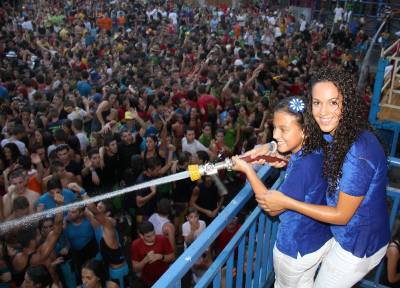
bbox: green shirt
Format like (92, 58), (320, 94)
(199, 133), (212, 148)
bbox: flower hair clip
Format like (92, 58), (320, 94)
(288, 98), (305, 113)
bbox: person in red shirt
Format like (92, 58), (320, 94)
(197, 85), (220, 123)
(215, 216), (241, 255)
(131, 221), (175, 287)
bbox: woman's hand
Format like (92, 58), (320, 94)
(255, 190), (287, 211)
(231, 156), (253, 174)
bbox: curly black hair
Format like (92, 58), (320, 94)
(303, 67), (371, 193)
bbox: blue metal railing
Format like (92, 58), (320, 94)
(369, 45), (400, 157)
(360, 157), (400, 288)
(155, 158), (400, 288)
(153, 165), (279, 288)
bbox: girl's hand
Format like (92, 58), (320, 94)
(255, 190), (286, 211)
(267, 152), (288, 168)
(231, 156), (253, 174)
(241, 144), (270, 165)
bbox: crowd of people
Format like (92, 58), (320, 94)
(0, 0), (390, 287)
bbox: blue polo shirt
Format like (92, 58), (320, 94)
(325, 130), (390, 257)
(37, 188), (77, 210)
(276, 149), (332, 258)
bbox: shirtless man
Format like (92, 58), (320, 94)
(42, 160), (76, 191)
(2, 169), (39, 218)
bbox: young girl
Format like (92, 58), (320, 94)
(232, 96), (332, 288)
(252, 67), (390, 287)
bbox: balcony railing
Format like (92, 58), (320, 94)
(154, 157), (400, 288)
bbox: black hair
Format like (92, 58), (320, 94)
(17, 227), (36, 248)
(177, 152), (189, 166)
(53, 128), (67, 142)
(157, 198), (171, 215)
(138, 220), (154, 235)
(26, 265), (52, 287)
(12, 196), (29, 211)
(186, 207), (198, 216)
(8, 168), (25, 181)
(47, 177), (62, 191)
(4, 142), (21, 163)
(17, 155), (31, 170)
(71, 119), (82, 132)
(88, 149), (99, 158)
(304, 67), (370, 192)
(82, 259), (108, 286)
(144, 156), (162, 170)
(196, 150), (209, 163)
(103, 135), (116, 147)
(273, 96), (307, 128)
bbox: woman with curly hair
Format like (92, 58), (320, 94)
(250, 67), (390, 287)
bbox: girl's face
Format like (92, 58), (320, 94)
(273, 111), (304, 154)
(81, 268), (99, 288)
(311, 81), (343, 135)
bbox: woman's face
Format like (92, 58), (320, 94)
(109, 94), (117, 104)
(190, 108), (197, 118)
(146, 137), (156, 151)
(273, 111), (304, 154)
(81, 268), (99, 288)
(4, 147), (12, 160)
(311, 81), (343, 135)
(34, 131), (43, 143)
(239, 106), (247, 116)
(257, 102), (264, 112)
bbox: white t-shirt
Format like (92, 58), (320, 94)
(267, 16), (276, 26)
(181, 138), (208, 156)
(300, 19), (307, 32)
(237, 14), (246, 27)
(334, 7), (344, 23)
(21, 20), (33, 30)
(182, 220), (206, 249)
(261, 34), (273, 46)
(168, 12), (178, 25)
(75, 132), (89, 152)
(149, 213), (171, 235)
(274, 26), (282, 38)
(67, 108), (88, 121)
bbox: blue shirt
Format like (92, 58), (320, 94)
(65, 218), (94, 251)
(37, 189), (77, 210)
(76, 80), (92, 97)
(276, 149), (332, 258)
(325, 130), (390, 257)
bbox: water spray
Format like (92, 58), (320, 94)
(0, 142), (285, 234)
